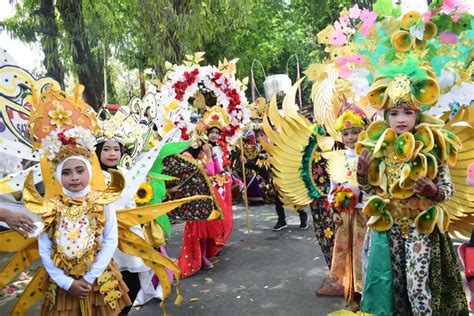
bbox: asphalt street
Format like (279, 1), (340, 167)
(133, 203), (345, 315)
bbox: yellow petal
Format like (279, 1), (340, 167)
(400, 11), (421, 29)
(423, 22), (437, 40)
(415, 206), (438, 235)
(394, 132), (415, 162)
(414, 125), (434, 152)
(391, 31), (414, 52)
(389, 180), (415, 199)
(373, 128), (397, 156)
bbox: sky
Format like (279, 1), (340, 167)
(0, 0), (44, 71)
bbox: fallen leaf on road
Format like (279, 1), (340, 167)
(190, 298), (200, 303)
(239, 285), (246, 289)
(204, 277), (214, 283)
(192, 284), (199, 287)
(200, 289), (210, 293)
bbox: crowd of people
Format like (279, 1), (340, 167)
(0, 2), (473, 315)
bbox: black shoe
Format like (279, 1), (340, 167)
(299, 212), (309, 229)
(273, 221), (288, 231)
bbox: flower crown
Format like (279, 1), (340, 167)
(202, 105), (230, 131)
(335, 110), (366, 131)
(27, 85), (98, 164)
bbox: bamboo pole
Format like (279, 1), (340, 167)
(239, 137), (251, 233)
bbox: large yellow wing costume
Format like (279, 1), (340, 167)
(0, 171), (212, 314)
(439, 105), (474, 238)
(261, 79), (335, 209)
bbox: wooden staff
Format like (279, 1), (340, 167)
(239, 137), (251, 233)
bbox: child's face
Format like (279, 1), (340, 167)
(100, 140), (122, 167)
(208, 128), (221, 143)
(255, 130), (266, 143)
(61, 159), (90, 192)
(387, 107), (417, 134)
(341, 127), (362, 149)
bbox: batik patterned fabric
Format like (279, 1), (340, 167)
(163, 155), (220, 221)
(309, 151), (335, 269)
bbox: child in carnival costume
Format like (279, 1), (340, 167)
(27, 85), (132, 315)
(356, 57), (468, 315)
(202, 105), (235, 247)
(326, 101), (369, 310)
(94, 107), (165, 312)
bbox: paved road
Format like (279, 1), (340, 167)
(0, 203), (346, 315)
(134, 204), (345, 315)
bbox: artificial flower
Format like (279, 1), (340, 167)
(218, 57), (239, 76)
(304, 63), (328, 82)
(332, 186), (357, 212)
(329, 26), (347, 46)
(324, 227), (334, 239)
(48, 103), (72, 128)
(134, 182), (153, 205)
(317, 25), (335, 45)
(183, 52), (205, 67)
(439, 32), (458, 44)
(348, 4), (361, 19)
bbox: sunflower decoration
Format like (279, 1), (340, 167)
(332, 186), (357, 213)
(135, 182), (153, 205)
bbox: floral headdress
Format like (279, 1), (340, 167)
(367, 57), (440, 111)
(202, 105), (231, 131)
(334, 98), (368, 131)
(28, 85), (98, 165)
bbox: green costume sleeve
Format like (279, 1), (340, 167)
(147, 141), (191, 238)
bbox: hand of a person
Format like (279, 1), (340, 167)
(168, 186), (181, 194)
(357, 149), (372, 177)
(414, 176), (438, 198)
(240, 156), (247, 164)
(202, 144), (212, 156)
(67, 279), (92, 299)
(0, 209), (35, 237)
(333, 213), (343, 227)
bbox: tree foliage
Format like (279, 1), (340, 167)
(3, 0), (355, 106)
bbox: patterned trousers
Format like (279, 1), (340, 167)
(390, 224), (432, 316)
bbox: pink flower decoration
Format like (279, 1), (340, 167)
(339, 16), (350, 27)
(349, 4), (361, 19)
(335, 55), (365, 77)
(329, 27), (347, 46)
(451, 15), (461, 22)
(360, 9), (377, 36)
(439, 32), (458, 44)
(440, 0), (469, 15)
(423, 10), (435, 22)
(360, 9), (377, 24)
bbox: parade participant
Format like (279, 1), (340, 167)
(176, 141), (227, 275)
(95, 140), (155, 313)
(325, 102), (369, 309)
(95, 115), (166, 311)
(357, 58), (468, 315)
(203, 106), (234, 246)
(38, 154), (131, 315)
(22, 86), (133, 315)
